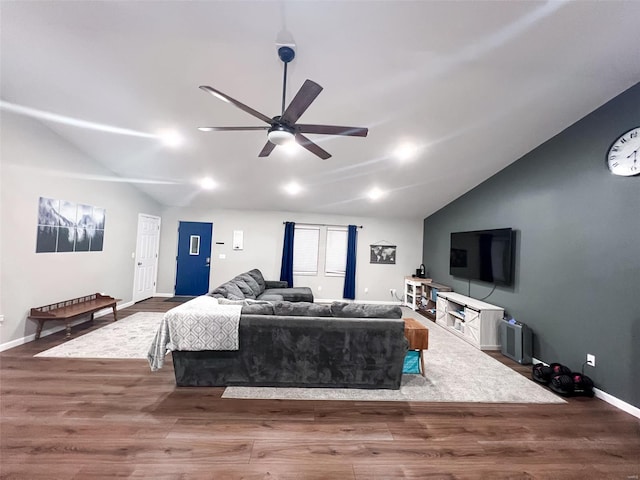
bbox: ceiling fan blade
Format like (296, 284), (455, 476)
(258, 141), (276, 157)
(295, 133), (331, 160)
(296, 124), (368, 137)
(198, 126), (269, 132)
(280, 80), (323, 125)
(199, 86), (273, 125)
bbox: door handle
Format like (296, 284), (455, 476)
(137, 262), (142, 266)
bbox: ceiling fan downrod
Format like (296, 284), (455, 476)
(278, 46), (295, 117)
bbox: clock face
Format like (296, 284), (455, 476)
(607, 127), (640, 176)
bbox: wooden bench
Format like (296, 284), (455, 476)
(29, 293), (120, 340)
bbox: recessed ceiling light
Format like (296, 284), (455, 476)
(199, 177), (216, 190)
(393, 142), (418, 161)
(368, 187), (385, 201)
(158, 129), (183, 148)
(284, 181), (302, 196)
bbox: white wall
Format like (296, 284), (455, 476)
(0, 112), (161, 345)
(157, 207), (423, 302)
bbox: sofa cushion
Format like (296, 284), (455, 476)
(246, 269), (266, 292)
(257, 294), (284, 301)
(241, 303), (276, 315)
(212, 281), (245, 300)
(272, 301), (333, 317)
(261, 287), (314, 303)
(233, 279), (256, 299)
(331, 302), (402, 319)
(237, 273), (262, 297)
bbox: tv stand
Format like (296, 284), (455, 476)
(435, 292), (504, 350)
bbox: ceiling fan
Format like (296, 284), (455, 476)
(198, 46), (368, 160)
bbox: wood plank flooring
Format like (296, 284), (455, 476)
(1, 298), (639, 479)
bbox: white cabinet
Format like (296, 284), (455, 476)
(435, 292), (504, 350)
(404, 277), (428, 311)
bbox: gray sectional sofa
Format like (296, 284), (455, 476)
(209, 268), (314, 303)
(172, 301), (408, 389)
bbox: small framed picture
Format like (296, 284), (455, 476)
(370, 244), (396, 264)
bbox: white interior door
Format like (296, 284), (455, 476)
(133, 214), (161, 303)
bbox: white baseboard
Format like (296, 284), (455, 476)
(592, 387), (640, 419)
(0, 301), (133, 353)
(154, 292), (173, 298)
(532, 357), (639, 420)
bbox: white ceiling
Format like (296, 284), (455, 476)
(2, 1), (639, 219)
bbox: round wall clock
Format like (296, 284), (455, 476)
(606, 127), (640, 176)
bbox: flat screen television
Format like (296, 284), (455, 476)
(449, 228), (515, 286)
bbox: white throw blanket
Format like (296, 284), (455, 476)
(147, 296), (242, 371)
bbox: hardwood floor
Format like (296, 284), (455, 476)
(1, 298), (638, 479)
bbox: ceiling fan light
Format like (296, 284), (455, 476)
(267, 126), (295, 145)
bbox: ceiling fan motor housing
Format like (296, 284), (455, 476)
(277, 46), (295, 63)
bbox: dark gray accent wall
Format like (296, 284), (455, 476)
(423, 82), (640, 408)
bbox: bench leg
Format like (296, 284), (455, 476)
(419, 350), (426, 377)
(35, 320), (44, 340)
(112, 304), (118, 321)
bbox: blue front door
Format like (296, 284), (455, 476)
(175, 221), (212, 296)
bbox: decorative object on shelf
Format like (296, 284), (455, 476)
(370, 242), (396, 264)
(606, 126), (639, 176)
(36, 197), (106, 253)
(415, 263), (427, 278)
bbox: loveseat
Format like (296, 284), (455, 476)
(209, 268), (314, 303)
(169, 299), (408, 389)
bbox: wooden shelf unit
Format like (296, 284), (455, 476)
(403, 277), (452, 320)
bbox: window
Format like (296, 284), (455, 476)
(292, 225), (349, 277)
(189, 235), (200, 255)
(293, 226), (319, 275)
(325, 227), (348, 276)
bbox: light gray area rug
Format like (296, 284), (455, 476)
(35, 312), (164, 359)
(223, 310), (565, 404)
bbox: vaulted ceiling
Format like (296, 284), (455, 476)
(2, 1), (639, 219)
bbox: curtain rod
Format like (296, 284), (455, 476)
(284, 222), (363, 229)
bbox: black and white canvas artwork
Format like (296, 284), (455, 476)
(370, 244), (397, 264)
(36, 197), (106, 253)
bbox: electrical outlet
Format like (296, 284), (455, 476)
(586, 354), (595, 367)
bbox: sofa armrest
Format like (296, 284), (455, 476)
(265, 280), (289, 289)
